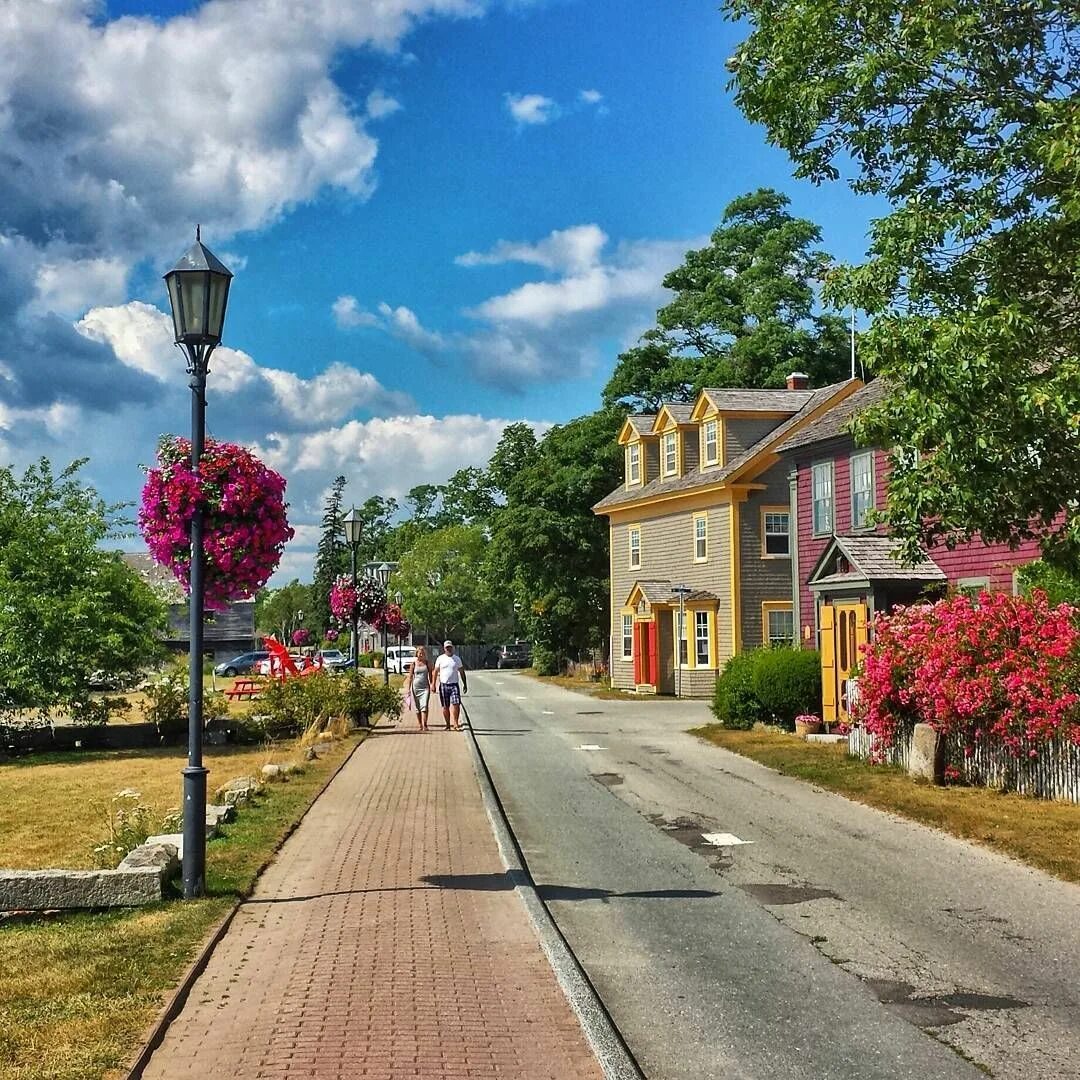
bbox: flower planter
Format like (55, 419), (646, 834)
(795, 717), (823, 737)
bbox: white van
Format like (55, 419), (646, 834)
(385, 645), (417, 674)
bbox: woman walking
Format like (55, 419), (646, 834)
(405, 645), (433, 732)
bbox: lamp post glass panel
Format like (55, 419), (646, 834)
(164, 227), (233, 900)
(394, 590), (404, 653)
(671, 585), (692, 699)
(341, 508), (363, 662)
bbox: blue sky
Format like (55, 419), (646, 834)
(1, 0), (878, 580)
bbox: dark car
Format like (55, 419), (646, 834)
(494, 643), (531, 669)
(214, 650), (269, 677)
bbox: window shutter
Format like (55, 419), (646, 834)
(648, 622), (659, 684)
(633, 623), (643, 684)
(819, 604), (836, 721)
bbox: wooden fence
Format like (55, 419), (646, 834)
(848, 726), (1080, 804)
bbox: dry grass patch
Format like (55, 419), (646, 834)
(0, 736), (358, 1080)
(692, 725), (1080, 885)
(0, 743), (298, 870)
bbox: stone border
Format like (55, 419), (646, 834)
(461, 703), (645, 1080)
(123, 735), (366, 1080)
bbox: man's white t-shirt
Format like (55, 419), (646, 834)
(434, 653), (463, 685)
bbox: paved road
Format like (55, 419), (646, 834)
(465, 670), (1080, 1080)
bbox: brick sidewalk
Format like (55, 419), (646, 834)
(140, 721), (605, 1079)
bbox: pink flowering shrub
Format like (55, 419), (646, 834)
(139, 436), (293, 609)
(856, 590), (1080, 755)
(329, 574), (385, 630)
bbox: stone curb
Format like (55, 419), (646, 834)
(123, 735), (366, 1080)
(461, 703), (645, 1080)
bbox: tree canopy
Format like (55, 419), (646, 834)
(603, 189), (850, 411)
(726, 0), (1080, 564)
(0, 460), (166, 723)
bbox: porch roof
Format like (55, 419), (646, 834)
(625, 580), (719, 606)
(809, 535), (945, 589)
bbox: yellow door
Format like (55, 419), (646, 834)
(834, 601), (868, 722)
(820, 604), (836, 723)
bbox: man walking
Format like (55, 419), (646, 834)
(433, 640), (467, 731)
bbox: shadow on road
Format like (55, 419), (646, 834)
(422, 872), (721, 901)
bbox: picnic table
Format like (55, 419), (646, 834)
(224, 677), (263, 701)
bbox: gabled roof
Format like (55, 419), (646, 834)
(776, 378), (889, 453)
(653, 403), (694, 431)
(695, 387), (817, 416)
(625, 580), (719, 607)
(618, 414), (657, 444)
(808, 534), (945, 589)
(594, 380), (859, 514)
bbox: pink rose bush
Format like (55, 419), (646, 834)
(856, 590), (1080, 755)
(139, 436), (294, 609)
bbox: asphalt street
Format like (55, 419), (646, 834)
(464, 670), (1080, 1080)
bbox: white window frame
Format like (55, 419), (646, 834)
(762, 509), (790, 557)
(702, 418), (719, 465)
(694, 610), (710, 666)
(850, 451), (874, 530)
(626, 441), (641, 486)
(662, 431), (678, 477)
(957, 576), (990, 598)
(693, 513), (708, 562)
(812, 461), (834, 536)
(766, 607), (795, 647)
(621, 614), (633, 660)
(628, 525), (641, 570)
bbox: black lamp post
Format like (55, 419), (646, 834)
(394, 589), (404, 653)
(341, 508), (363, 663)
(377, 562), (392, 685)
(164, 227), (233, 900)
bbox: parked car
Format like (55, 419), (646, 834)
(494, 643), (531, 669)
(385, 645), (417, 674)
(318, 649), (351, 671)
(214, 651), (269, 677)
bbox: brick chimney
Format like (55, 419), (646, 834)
(786, 371), (810, 390)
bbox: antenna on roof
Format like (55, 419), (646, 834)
(850, 306), (856, 381)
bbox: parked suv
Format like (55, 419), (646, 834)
(494, 643), (531, 669)
(214, 651), (269, 677)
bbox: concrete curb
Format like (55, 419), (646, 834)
(123, 735), (366, 1080)
(461, 703), (646, 1080)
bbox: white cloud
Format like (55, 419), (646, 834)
(579, 89), (603, 105)
(504, 92), (559, 126)
(366, 89), (403, 120)
(376, 302), (448, 357)
(32, 256), (129, 318)
(332, 294), (380, 329)
(456, 224), (607, 274)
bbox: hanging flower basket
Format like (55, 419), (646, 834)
(329, 574), (386, 630)
(139, 436), (294, 610)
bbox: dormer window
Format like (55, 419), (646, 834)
(702, 418), (719, 465)
(662, 431), (678, 477)
(626, 441), (641, 486)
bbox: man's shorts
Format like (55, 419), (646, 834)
(439, 683), (461, 708)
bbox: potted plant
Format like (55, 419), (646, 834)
(794, 712), (823, 737)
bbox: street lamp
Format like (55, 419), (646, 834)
(164, 226), (233, 900)
(671, 584), (693, 700)
(341, 507), (363, 663)
(377, 562), (392, 685)
(394, 589), (404, 653)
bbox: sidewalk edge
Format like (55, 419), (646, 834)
(463, 709), (646, 1080)
(123, 734), (366, 1080)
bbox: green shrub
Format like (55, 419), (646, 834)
(712, 651), (766, 729)
(1015, 560), (1080, 607)
(252, 671), (402, 739)
(751, 647), (822, 730)
(339, 672), (402, 726)
(142, 663), (230, 741)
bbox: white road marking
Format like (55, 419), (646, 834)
(542, 710), (554, 715)
(702, 832), (753, 847)
(575, 744), (607, 751)
(515, 695), (527, 700)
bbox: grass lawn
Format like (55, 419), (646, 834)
(692, 725), (1080, 885)
(0, 735), (359, 1080)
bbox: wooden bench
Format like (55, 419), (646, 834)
(224, 677), (263, 701)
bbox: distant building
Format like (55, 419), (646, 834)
(122, 552), (258, 663)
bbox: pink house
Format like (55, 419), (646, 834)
(776, 379), (1042, 723)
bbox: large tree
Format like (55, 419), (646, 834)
(255, 580), (313, 641)
(603, 189), (850, 411)
(0, 460), (166, 724)
(486, 409), (624, 672)
(312, 475), (347, 636)
(726, 0), (1080, 564)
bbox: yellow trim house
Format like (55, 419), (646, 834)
(594, 375), (861, 697)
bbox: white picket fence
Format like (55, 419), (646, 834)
(847, 726), (1080, 804)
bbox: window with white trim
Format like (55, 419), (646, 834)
(628, 526), (641, 569)
(662, 431), (678, 476)
(767, 607), (795, 646)
(626, 442), (641, 485)
(703, 418), (719, 465)
(694, 610), (710, 666)
(693, 513), (708, 561)
(851, 451), (874, 529)
(812, 462), (834, 535)
(621, 614), (633, 659)
(763, 511), (790, 556)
